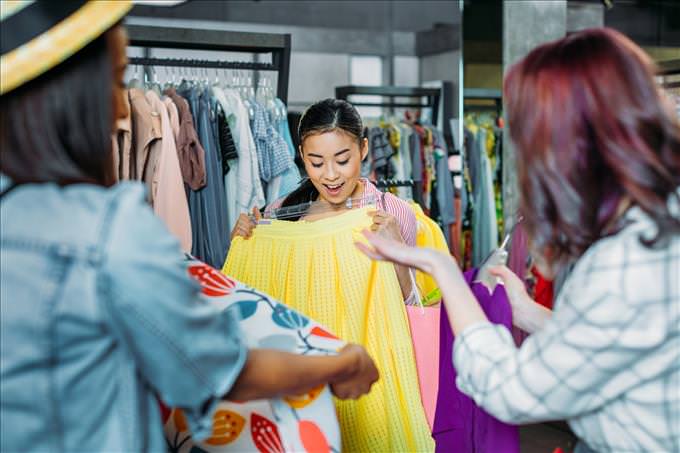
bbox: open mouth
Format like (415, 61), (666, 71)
(322, 182), (345, 196)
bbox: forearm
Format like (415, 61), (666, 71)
(513, 299), (552, 334)
(394, 263), (414, 301)
(225, 349), (355, 401)
(432, 254), (489, 335)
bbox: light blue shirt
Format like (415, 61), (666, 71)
(0, 175), (247, 452)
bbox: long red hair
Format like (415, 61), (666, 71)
(504, 28), (680, 273)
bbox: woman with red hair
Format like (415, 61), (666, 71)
(358, 28), (680, 453)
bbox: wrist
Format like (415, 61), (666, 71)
(331, 346), (359, 382)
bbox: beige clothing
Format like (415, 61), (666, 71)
(128, 88), (162, 191)
(145, 90), (192, 252)
(163, 96), (181, 144)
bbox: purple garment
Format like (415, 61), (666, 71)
(432, 269), (520, 453)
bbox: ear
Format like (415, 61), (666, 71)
(298, 145), (304, 161)
(360, 137), (369, 161)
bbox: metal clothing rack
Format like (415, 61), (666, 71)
(373, 179), (416, 190)
(335, 85), (442, 125)
(463, 88), (502, 115)
(126, 25), (292, 104)
(658, 59), (680, 90)
(373, 178), (423, 206)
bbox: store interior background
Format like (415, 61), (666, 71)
(125, 1), (679, 451)
(126, 0), (679, 108)
(127, 0), (679, 225)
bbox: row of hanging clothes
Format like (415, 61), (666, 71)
(114, 65), (300, 268)
(459, 111), (504, 270)
(362, 115), (457, 251)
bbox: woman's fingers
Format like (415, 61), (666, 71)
(368, 210), (389, 220)
(235, 218), (256, 239)
(357, 230), (420, 268)
(231, 212), (259, 240)
(355, 242), (386, 261)
(488, 265), (523, 288)
(488, 265), (512, 280)
(358, 229), (449, 274)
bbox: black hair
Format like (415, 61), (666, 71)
(280, 98), (364, 218)
(0, 29), (115, 187)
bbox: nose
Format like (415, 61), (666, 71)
(323, 163), (340, 182)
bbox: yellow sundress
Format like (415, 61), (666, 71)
(222, 207), (434, 453)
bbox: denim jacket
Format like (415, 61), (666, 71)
(0, 175), (247, 452)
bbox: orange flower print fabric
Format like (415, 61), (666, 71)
(161, 256), (343, 453)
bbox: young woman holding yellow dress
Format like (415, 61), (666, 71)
(224, 99), (434, 452)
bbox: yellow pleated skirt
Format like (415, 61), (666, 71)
(223, 207), (434, 452)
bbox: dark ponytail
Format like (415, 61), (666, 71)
(279, 99), (364, 218)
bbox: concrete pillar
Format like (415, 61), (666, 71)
(567, 1), (605, 32)
(501, 0), (567, 230)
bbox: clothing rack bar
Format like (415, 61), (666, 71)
(127, 25), (291, 104)
(350, 102), (435, 109)
(373, 179), (416, 189)
(336, 86), (442, 98)
(463, 88), (503, 115)
(126, 24), (290, 53)
(335, 85), (441, 124)
(463, 88), (502, 99)
(658, 59), (680, 76)
(128, 57), (279, 72)
(463, 104), (501, 112)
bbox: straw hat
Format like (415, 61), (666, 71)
(0, 0), (133, 95)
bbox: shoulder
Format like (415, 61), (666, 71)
(104, 182), (181, 263)
(99, 184), (192, 309)
(1, 181), (149, 249)
(561, 207), (679, 310)
(382, 191), (416, 223)
(363, 180), (414, 219)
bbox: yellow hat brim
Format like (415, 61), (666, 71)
(1, 1), (133, 95)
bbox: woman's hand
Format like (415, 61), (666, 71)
(356, 229), (453, 275)
(368, 210), (404, 243)
(357, 229), (489, 335)
(487, 265), (533, 310)
(330, 344), (380, 400)
(488, 265), (552, 333)
(226, 344), (378, 402)
(230, 207), (260, 240)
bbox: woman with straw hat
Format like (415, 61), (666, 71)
(0, 2), (378, 451)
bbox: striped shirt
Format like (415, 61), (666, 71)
(358, 179), (417, 248)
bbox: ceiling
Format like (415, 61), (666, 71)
(131, 0), (461, 33)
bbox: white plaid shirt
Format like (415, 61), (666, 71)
(454, 206), (680, 453)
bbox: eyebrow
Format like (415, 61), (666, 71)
(307, 149), (351, 159)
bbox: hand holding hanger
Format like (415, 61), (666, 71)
(473, 216), (524, 294)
